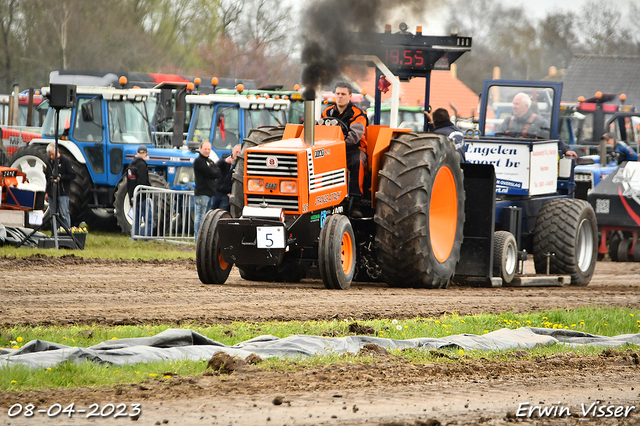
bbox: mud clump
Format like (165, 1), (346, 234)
(359, 343), (390, 357)
(245, 353), (263, 365)
(349, 322), (375, 335)
(206, 351), (247, 374)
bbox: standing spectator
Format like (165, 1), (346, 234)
(212, 144), (241, 212)
(127, 145), (151, 236)
(46, 143), (76, 229)
(194, 141), (221, 239)
(426, 108), (467, 162)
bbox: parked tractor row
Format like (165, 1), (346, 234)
(2, 78), (290, 234)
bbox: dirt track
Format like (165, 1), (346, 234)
(1, 255), (639, 425)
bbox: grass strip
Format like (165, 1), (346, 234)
(0, 231), (195, 260)
(1, 306), (639, 392)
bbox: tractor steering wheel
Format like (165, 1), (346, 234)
(318, 116), (350, 137)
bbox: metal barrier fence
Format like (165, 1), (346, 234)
(130, 185), (195, 243)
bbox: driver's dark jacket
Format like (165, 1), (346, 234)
(496, 110), (549, 139)
(321, 102), (368, 153)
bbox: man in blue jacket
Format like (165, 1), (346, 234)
(427, 108), (466, 162)
(602, 133), (638, 163)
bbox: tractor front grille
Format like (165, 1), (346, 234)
(246, 194), (299, 211)
(247, 153), (298, 177)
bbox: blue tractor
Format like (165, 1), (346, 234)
(459, 79), (597, 286)
(8, 85), (199, 233)
(569, 94), (640, 200)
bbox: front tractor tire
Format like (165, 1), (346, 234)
(374, 133), (465, 288)
(318, 214), (356, 290)
(229, 126), (285, 218)
(114, 173), (170, 235)
(533, 198), (597, 286)
(196, 209), (233, 284)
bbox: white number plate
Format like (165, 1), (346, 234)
(256, 226), (285, 249)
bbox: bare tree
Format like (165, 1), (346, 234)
(538, 12), (578, 71)
(0, 0), (20, 91)
(578, 1), (626, 55)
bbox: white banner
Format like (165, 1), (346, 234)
(465, 142), (531, 195)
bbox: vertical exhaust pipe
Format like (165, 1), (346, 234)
(599, 136), (607, 166)
(303, 91), (315, 146)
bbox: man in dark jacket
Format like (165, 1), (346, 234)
(46, 143), (76, 229)
(212, 144), (241, 212)
(427, 108), (466, 162)
(194, 141), (221, 239)
(127, 145), (151, 236)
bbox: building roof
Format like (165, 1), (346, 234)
(351, 68), (480, 120)
(562, 55), (640, 107)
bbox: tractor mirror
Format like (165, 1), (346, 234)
(81, 102), (93, 122)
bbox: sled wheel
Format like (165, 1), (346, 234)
(318, 214), (356, 290)
(493, 230), (518, 283)
(229, 126), (284, 218)
(608, 232), (622, 261)
(533, 199), (597, 286)
(375, 133), (465, 288)
(196, 209), (233, 284)
(617, 238), (631, 262)
(633, 241), (640, 262)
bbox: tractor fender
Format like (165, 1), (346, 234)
(24, 138), (87, 164)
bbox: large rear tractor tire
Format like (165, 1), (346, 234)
(533, 198), (597, 286)
(318, 214), (356, 290)
(374, 133), (465, 288)
(114, 172), (170, 235)
(229, 126), (284, 218)
(196, 209), (233, 284)
(493, 230), (518, 284)
(9, 144), (92, 226)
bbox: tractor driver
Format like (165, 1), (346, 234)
(320, 81), (368, 217)
(496, 92), (550, 139)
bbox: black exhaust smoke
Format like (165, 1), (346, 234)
(299, 0), (439, 145)
(299, 0), (439, 96)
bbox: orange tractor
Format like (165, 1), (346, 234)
(196, 97), (465, 289)
(196, 28), (597, 289)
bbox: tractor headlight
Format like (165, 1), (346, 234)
(174, 166), (195, 185)
(280, 180), (297, 194)
(574, 172), (593, 183)
(247, 178), (265, 192)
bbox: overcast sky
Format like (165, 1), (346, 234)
(400, 0), (638, 34)
(288, 0), (638, 35)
